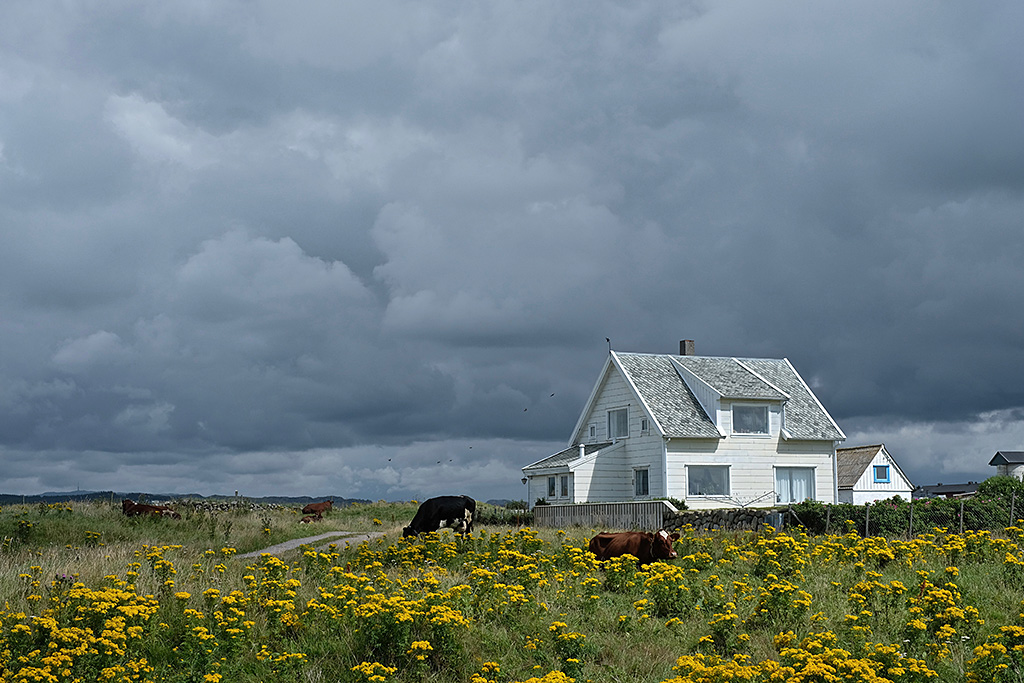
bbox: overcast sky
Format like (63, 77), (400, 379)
(1, 2), (1022, 502)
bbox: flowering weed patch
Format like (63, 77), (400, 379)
(3, 503), (1024, 681)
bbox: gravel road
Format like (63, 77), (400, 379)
(237, 530), (386, 559)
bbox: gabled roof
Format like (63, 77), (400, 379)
(990, 451), (1024, 466)
(603, 352), (844, 442)
(836, 445), (883, 488)
(836, 444), (913, 490)
(523, 442), (613, 472)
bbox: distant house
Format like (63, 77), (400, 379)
(836, 444), (913, 504)
(522, 342), (846, 510)
(913, 482), (979, 499)
(989, 451), (1024, 480)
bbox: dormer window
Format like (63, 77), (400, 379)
(608, 408), (629, 439)
(733, 404), (768, 434)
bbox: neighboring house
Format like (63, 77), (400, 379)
(913, 482), (979, 499)
(836, 444), (913, 504)
(989, 451), (1024, 480)
(522, 342), (846, 510)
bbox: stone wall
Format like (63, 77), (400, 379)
(663, 507), (781, 533)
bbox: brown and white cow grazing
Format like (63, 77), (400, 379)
(403, 495), (476, 537)
(299, 513), (323, 524)
(121, 499), (181, 519)
(588, 530), (679, 565)
(301, 500), (333, 515)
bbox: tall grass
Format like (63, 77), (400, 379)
(3, 500), (1024, 682)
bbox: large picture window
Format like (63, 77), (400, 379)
(776, 467), (815, 504)
(733, 404), (769, 434)
(688, 465), (729, 496)
(608, 408), (629, 439)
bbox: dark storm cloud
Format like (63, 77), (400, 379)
(1, 1), (1023, 499)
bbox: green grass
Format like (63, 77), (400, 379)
(3, 501), (1024, 682)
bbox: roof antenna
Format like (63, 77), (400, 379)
(606, 337), (611, 352)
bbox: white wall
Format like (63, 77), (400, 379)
(996, 464), (1024, 480)
(667, 436), (836, 509)
(847, 449), (913, 503)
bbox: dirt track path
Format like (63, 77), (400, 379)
(237, 530), (386, 559)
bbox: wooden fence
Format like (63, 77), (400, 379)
(532, 500), (677, 530)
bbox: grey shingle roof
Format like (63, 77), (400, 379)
(739, 358), (844, 441)
(836, 444), (884, 488)
(523, 442), (612, 471)
(615, 353), (721, 438)
(615, 352), (844, 442)
(990, 451), (1024, 465)
(674, 356), (788, 400)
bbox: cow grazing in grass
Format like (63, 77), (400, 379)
(403, 495), (476, 537)
(588, 530), (679, 565)
(299, 513), (322, 524)
(302, 500), (333, 515)
(121, 499), (181, 520)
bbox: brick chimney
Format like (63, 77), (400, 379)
(679, 339), (696, 356)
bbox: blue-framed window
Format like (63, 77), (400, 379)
(873, 465), (890, 483)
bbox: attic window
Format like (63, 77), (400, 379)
(733, 404), (768, 434)
(874, 465), (890, 483)
(589, 424), (597, 440)
(640, 417), (650, 434)
(608, 408), (628, 439)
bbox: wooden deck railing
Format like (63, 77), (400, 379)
(532, 500), (677, 530)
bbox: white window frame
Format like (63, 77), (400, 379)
(560, 475), (569, 497)
(640, 417), (650, 434)
(687, 465), (730, 497)
(547, 476), (556, 498)
(732, 403), (769, 435)
(589, 424), (597, 440)
(634, 467), (650, 497)
(608, 407), (629, 440)
(775, 467), (816, 504)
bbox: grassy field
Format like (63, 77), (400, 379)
(3, 499), (1024, 682)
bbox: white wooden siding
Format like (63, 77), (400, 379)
(997, 464), (1024, 480)
(847, 450), (913, 503)
(576, 366), (635, 444)
(666, 436), (836, 509)
(566, 436), (668, 503)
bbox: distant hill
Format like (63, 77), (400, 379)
(0, 490), (371, 507)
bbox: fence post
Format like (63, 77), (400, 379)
(908, 499), (914, 539)
(959, 499), (965, 535)
(825, 505), (831, 535)
(1012, 492), (1017, 528)
(865, 502), (871, 538)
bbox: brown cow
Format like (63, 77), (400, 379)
(121, 499), (181, 520)
(299, 513), (323, 524)
(588, 530), (679, 565)
(301, 500), (333, 515)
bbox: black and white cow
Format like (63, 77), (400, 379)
(403, 495), (476, 537)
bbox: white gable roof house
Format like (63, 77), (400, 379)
(522, 341), (846, 510)
(989, 451), (1024, 480)
(835, 444), (914, 504)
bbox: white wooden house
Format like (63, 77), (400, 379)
(522, 343), (846, 510)
(835, 444), (913, 504)
(989, 451), (1024, 480)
